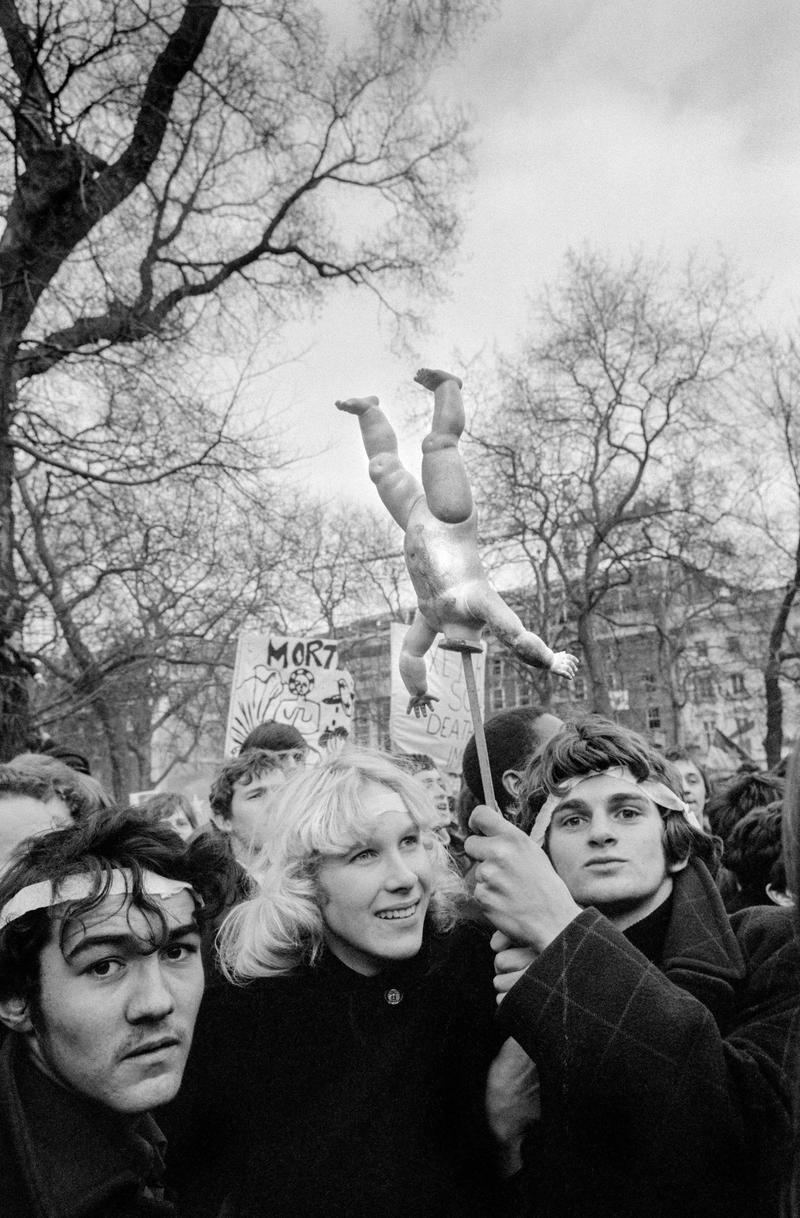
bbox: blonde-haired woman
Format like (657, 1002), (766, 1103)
(165, 748), (505, 1218)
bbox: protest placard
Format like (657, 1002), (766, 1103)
(225, 632), (354, 758)
(389, 622), (485, 775)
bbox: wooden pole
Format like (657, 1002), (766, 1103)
(460, 649), (497, 811)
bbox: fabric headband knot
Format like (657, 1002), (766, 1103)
(0, 867), (199, 931)
(530, 765), (702, 845)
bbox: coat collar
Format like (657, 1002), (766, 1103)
(659, 859), (746, 1028)
(0, 1034), (169, 1217)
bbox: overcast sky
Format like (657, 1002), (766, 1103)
(248, 0), (800, 504)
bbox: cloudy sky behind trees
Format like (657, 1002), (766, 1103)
(250, 0), (800, 499)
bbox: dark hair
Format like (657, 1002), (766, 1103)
(0, 807), (238, 1009)
(725, 803), (787, 904)
(706, 772), (785, 845)
(209, 750), (283, 822)
(462, 706), (556, 814)
(8, 753), (112, 821)
(240, 721), (307, 755)
(394, 753), (437, 775)
(39, 741), (92, 775)
(525, 715), (721, 872)
(137, 791), (198, 832)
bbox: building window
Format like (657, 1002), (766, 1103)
(694, 672), (714, 701)
(642, 672), (657, 692)
(517, 682), (532, 706)
(726, 635), (741, 655)
(492, 657), (503, 679)
(647, 705), (662, 730)
(695, 640), (708, 659)
(491, 686), (505, 711)
(730, 672), (746, 697)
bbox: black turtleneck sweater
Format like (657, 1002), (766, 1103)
(163, 920), (503, 1218)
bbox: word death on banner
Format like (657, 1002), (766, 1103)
(225, 632), (355, 759)
(389, 622), (486, 776)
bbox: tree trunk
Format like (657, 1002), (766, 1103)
(0, 355), (32, 757)
(763, 575), (799, 767)
(577, 609), (611, 716)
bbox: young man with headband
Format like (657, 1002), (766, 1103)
(0, 807), (233, 1217)
(467, 715), (800, 1218)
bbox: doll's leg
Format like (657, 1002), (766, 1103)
(414, 369), (473, 524)
(467, 584), (579, 677)
(399, 611), (439, 711)
(335, 396), (422, 529)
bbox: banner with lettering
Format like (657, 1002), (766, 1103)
(225, 632), (354, 758)
(389, 622), (485, 776)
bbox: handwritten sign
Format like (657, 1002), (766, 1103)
(225, 631), (354, 758)
(389, 622), (485, 775)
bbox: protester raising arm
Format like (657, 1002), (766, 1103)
(465, 716), (800, 1218)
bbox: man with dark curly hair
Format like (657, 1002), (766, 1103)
(0, 807), (234, 1217)
(468, 715), (800, 1218)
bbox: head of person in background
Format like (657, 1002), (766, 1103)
(137, 792), (198, 842)
(0, 807), (232, 1214)
(662, 747), (712, 832)
(705, 770), (785, 846)
(218, 747), (463, 980)
(394, 753), (450, 822)
(209, 749), (287, 866)
(0, 767), (73, 873)
(723, 802), (793, 912)
(238, 720), (308, 772)
(9, 753), (113, 822)
(462, 705), (563, 825)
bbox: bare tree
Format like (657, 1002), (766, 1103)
(469, 249), (748, 714)
(16, 400), (293, 797)
(733, 336), (800, 764)
(286, 500), (411, 635)
(0, 0), (488, 753)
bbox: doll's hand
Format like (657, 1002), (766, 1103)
(406, 693), (439, 718)
(550, 651), (579, 679)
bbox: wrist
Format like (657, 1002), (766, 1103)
(523, 901), (582, 954)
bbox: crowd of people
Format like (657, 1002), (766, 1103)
(0, 708), (798, 1217)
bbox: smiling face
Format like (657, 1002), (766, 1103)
(316, 781), (433, 975)
(546, 770), (685, 929)
(24, 889), (204, 1113)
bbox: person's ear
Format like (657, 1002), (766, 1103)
(0, 995), (34, 1034)
(667, 855), (690, 875)
(766, 883), (794, 908)
(501, 770), (523, 803)
(210, 813), (232, 834)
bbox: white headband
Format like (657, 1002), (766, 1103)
(531, 766), (702, 845)
(0, 867), (197, 931)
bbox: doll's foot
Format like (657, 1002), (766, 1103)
(413, 368), (463, 392)
(550, 652), (579, 680)
(335, 395), (380, 415)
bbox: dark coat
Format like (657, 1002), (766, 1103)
(498, 859), (800, 1218)
(164, 921), (504, 1218)
(0, 1034), (174, 1218)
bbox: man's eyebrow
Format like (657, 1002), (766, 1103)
(553, 796), (590, 813)
(65, 920), (201, 961)
(607, 791), (651, 805)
